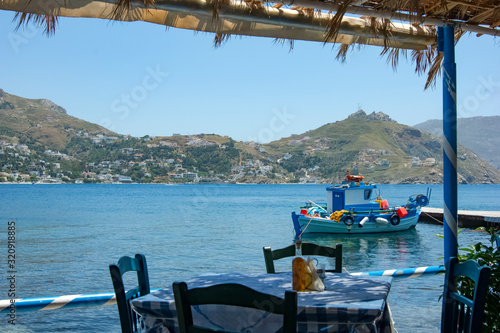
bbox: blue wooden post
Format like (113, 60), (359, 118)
(438, 25), (458, 261)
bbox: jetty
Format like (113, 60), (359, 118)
(421, 207), (500, 229)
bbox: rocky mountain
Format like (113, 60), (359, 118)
(414, 116), (500, 169)
(0, 88), (117, 151)
(1, 89), (499, 184)
(263, 110), (500, 184)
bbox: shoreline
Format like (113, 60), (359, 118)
(0, 181), (328, 185)
(2, 181), (500, 185)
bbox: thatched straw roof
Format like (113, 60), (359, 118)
(1, 0), (498, 87)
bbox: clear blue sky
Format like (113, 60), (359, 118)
(1, 10), (499, 142)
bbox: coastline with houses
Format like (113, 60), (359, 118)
(1, 99), (498, 185)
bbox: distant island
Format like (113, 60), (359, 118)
(1, 89), (499, 184)
(414, 116), (500, 169)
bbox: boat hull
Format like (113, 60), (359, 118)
(295, 209), (421, 234)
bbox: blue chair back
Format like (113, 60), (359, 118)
(109, 254), (150, 333)
(441, 257), (491, 333)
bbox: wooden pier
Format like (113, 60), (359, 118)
(420, 207), (500, 229)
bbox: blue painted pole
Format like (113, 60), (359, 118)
(438, 25), (458, 262)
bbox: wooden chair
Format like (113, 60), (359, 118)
(109, 254), (151, 333)
(441, 257), (491, 333)
(173, 282), (297, 333)
(263, 242), (342, 274)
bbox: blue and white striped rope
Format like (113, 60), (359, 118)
(0, 292), (116, 313)
(350, 265), (445, 278)
(0, 289), (161, 313)
(0, 265), (445, 313)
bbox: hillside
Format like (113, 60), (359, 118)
(1, 89), (499, 184)
(0, 88), (117, 150)
(414, 116), (500, 169)
(262, 110), (500, 184)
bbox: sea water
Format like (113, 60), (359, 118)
(0, 184), (498, 332)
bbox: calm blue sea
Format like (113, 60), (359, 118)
(0, 184), (499, 332)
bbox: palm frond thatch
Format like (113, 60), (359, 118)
(112, 0), (156, 19)
(335, 43), (351, 63)
(14, 12), (58, 36)
(411, 46), (435, 76)
(325, 0), (355, 43)
(4, 0), (498, 90)
(214, 33), (231, 47)
(424, 51), (443, 89)
(380, 47), (408, 71)
(273, 38), (295, 52)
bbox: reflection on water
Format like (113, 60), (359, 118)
(300, 226), (445, 332)
(299, 227), (426, 273)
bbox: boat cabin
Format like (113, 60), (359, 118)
(326, 182), (380, 213)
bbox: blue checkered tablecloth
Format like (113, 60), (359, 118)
(131, 272), (393, 333)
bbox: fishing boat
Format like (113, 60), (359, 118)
(292, 172), (431, 234)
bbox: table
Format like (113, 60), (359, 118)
(131, 272), (393, 333)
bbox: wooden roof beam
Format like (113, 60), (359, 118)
(270, 0), (500, 36)
(448, 0), (495, 10)
(468, 5), (500, 26)
(0, 0), (437, 48)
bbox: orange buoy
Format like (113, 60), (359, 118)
(380, 199), (389, 210)
(397, 206), (408, 218)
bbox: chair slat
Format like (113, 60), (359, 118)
(173, 281), (297, 333)
(263, 242), (342, 274)
(441, 257), (491, 333)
